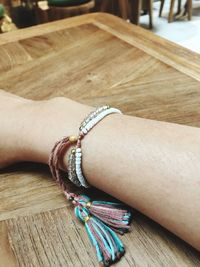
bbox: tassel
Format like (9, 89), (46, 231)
(65, 192), (132, 266)
(75, 205), (125, 266)
(71, 194), (132, 234)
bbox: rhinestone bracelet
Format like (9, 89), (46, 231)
(67, 105), (122, 188)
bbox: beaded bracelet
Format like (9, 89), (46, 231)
(49, 105), (132, 266)
(68, 105), (122, 188)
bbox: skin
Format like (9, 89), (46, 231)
(0, 89), (200, 251)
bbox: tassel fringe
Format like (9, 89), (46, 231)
(65, 192), (132, 266)
(75, 206), (125, 266)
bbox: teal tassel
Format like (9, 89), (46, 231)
(75, 205), (125, 266)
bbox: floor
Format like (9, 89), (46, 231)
(140, 0), (200, 54)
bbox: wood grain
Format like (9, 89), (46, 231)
(0, 13), (200, 266)
(2, 210), (200, 267)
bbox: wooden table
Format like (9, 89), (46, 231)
(0, 13), (200, 267)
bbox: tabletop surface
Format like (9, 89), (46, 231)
(0, 12), (200, 267)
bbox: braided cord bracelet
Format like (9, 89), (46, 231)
(49, 105), (132, 266)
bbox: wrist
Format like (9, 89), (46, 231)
(20, 97), (93, 165)
(0, 94), (33, 168)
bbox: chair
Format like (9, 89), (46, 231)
(36, 0), (94, 23)
(159, 0), (192, 22)
(48, 0), (95, 20)
(129, 0), (153, 29)
(95, 0), (153, 29)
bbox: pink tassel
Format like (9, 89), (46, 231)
(65, 193), (132, 235)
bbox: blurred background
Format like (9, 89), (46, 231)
(0, 0), (200, 52)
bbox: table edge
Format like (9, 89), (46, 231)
(0, 12), (200, 81)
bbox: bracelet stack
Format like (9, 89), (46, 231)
(49, 105), (132, 267)
(67, 105), (122, 188)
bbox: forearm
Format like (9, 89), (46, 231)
(83, 114), (200, 251)
(13, 97), (200, 251)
